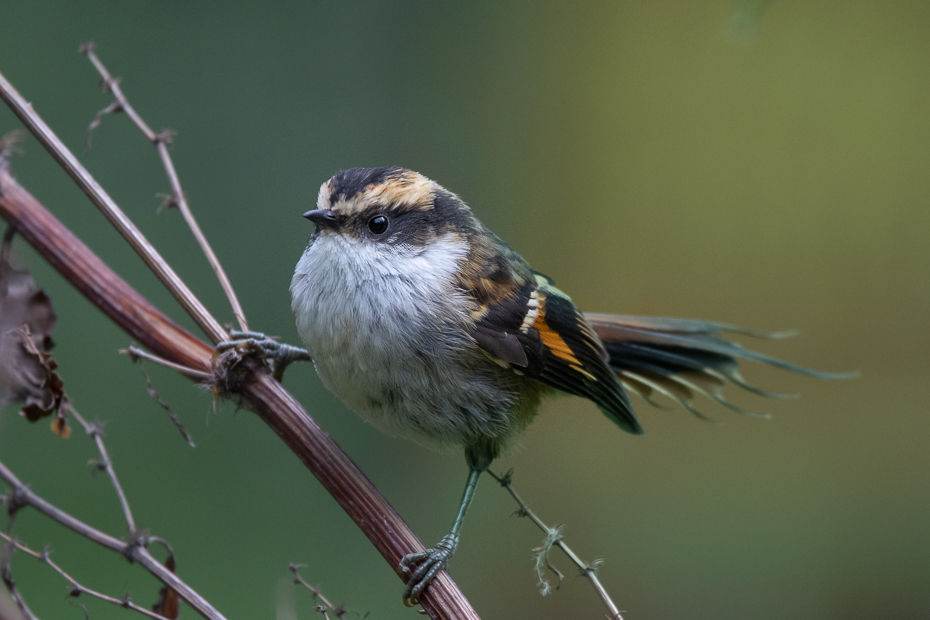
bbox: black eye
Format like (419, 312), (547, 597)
(368, 215), (389, 235)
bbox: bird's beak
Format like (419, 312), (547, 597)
(303, 209), (341, 231)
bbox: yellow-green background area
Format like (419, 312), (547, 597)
(1, 2), (927, 618)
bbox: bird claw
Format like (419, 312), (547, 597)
(213, 330), (310, 381)
(399, 534), (458, 606)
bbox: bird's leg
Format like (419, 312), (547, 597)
(400, 464), (483, 606)
(213, 330), (311, 381)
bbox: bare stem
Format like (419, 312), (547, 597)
(0, 69), (227, 344)
(121, 345), (212, 381)
(129, 357), (197, 448)
(1, 514), (37, 620)
(0, 459), (225, 620)
(489, 470), (624, 620)
(61, 401), (136, 535)
(289, 564), (365, 619)
(81, 43), (249, 332)
(0, 533), (173, 620)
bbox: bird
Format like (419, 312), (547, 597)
(286, 166), (850, 605)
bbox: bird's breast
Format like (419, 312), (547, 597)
(290, 233), (485, 432)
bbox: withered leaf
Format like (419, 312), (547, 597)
(0, 231), (64, 435)
(151, 554), (179, 619)
(8, 326), (65, 426)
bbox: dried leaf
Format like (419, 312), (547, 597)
(8, 326), (65, 425)
(151, 554), (179, 619)
(0, 231), (63, 434)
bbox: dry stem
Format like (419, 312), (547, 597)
(0, 533), (173, 620)
(290, 564), (366, 619)
(80, 43), (249, 332)
(0, 69), (227, 344)
(489, 470), (624, 620)
(0, 459), (223, 619)
(62, 401), (136, 534)
(121, 345), (212, 382)
(1, 514), (35, 620)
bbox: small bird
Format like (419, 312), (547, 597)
(288, 166), (848, 604)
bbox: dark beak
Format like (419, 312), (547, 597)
(302, 209), (341, 231)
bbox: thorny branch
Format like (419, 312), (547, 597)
(289, 564), (368, 620)
(121, 345), (212, 382)
(128, 357), (197, 448)
(0, 533), (173, 620)
(61, 401), (137, 534)
(0, 458), (220, 619)
(2, 512), (36, 620)
(80, 42), (249, 333)
(489, 470), (624, 620)
(0, 61), (227, 344)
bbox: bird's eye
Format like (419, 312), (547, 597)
(368, 215), (389, 235)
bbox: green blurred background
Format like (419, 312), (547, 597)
(1, 1), (928, 618)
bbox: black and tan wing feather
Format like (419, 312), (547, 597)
(466, 266), (644, 436)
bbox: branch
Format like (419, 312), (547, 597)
(0, 68), (479, 618)
(0, 69), (227, 344)
(1, 514), (36, 620)
(489, 470), (624, 620)
(121, 345), (212, 382)
(0, 533), (173, 620)
(80, 43), (249, 332)
(289, 564), (366, 619)
(127, 357), (197, 447)
(0, 459), (221, 619)
(62, 401), (136, 534)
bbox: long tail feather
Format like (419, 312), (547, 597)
(585, 313), (857, 420)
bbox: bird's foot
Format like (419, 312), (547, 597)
(399, 533), (458, 606)
(213, 330), (310, 381)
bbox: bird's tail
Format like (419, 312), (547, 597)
(584, 313), (856, 421)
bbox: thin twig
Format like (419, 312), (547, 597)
(80, 43), (249, 332)
(0, 533), (173, 620)
(121, 345), (212, 381)
(129, 357), (196, 447)
(0, 459), (224, 620)
(489, 470), (624, 620)
(61, 401), (136, 534)
(1, 512), (37, 620)
(289, 564), (366, 619)
(0, 69), (227, 345)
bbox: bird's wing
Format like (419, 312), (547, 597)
(470, 272), (644, 436)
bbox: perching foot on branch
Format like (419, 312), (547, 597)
(400, 533), (458, 607)
(213, 330), (310, 381)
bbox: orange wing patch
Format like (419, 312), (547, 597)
(533, 302), (596, 380)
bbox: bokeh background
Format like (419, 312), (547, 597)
(1, 1), (928, 619)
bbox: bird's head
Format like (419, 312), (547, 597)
(303, 167), (477, 248)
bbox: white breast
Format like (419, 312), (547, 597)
(290, 231), (502, 446)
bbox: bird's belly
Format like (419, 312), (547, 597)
(304, 302), (517, 446)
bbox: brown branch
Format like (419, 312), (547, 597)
(489, 470), (623, 620)
(0, 459), (221, 619)
(0, 76), (478, 619)
(0, 69), (227, 344)
(0, 533), (173, 620)
(80, 43), (249, 332)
